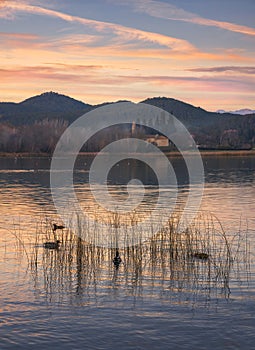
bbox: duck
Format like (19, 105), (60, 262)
(52, 223), (65, 232)
(113, 250), (122, 267)
(192, 252), (209, 260)
(43, 240), (60, 249)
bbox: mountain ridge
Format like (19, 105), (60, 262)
(216, 108), (255, 115)
(0, 91), (249, 127)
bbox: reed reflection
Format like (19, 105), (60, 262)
(28, 212), (250, 308)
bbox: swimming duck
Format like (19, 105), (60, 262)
(52, 223), (65, 232)
(192, 252), (209, 260)
(43, 240), (60, 249)
(113, 250), (122, 266)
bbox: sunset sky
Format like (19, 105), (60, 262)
(0, 0), (254, 110)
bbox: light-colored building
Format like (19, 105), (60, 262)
(145, 134), (169, 147)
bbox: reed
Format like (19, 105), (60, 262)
(13, 210), (250, 306)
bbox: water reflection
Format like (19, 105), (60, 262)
(25, 211), (250, 309)
(0, 155), (254, 349)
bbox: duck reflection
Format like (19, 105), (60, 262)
(29, 215), (249, 307)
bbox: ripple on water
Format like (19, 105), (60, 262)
(0, 156), (255, 349)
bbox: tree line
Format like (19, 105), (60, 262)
(0, 114), (255, 153)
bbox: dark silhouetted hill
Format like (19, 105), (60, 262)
(0, 92), (92, 125)
(141, 97), (220, 129)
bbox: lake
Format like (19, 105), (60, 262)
(0, 154), (254, 349)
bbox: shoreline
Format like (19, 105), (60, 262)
(1, 149), (255, 158)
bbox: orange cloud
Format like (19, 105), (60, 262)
(191, 17), (255, 37)
(1, 1), (254, 110)
(1, 64), (254, 92)
(1, 1), (196, 53)
(1, 32), (246, 65)
(0, 32), (38, 39)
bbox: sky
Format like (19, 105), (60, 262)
(0, 0), (254, 110)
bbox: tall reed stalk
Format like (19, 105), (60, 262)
(10, 210), (250, 306)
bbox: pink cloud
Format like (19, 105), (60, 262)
(1, 1), (196, 53)
(116, 0), (255, 37)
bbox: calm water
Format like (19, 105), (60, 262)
(0, 155), (255, 349)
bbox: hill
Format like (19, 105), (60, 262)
(0, 92), (249, 128)
(20, 91), (88, 112)
(141, 97), (221, 129)
(0, 93), (245, 129)
(0, 92), (92, 125)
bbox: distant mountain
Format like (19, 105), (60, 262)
(217, 108), (255, 115)
(0, 92), (92, 125)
